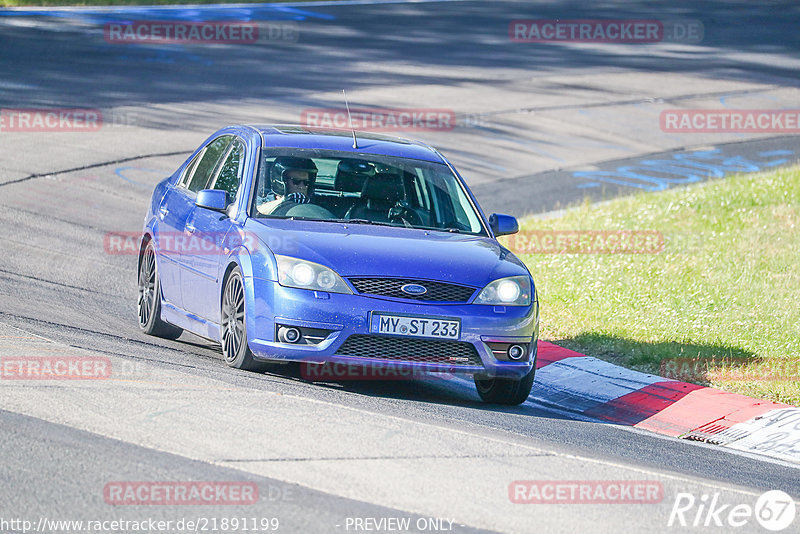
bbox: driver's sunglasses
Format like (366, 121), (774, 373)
(289, 178), (311, 186)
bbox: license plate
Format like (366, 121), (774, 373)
(370, 314), (460, 340)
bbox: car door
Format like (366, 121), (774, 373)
(181, 137), (246, 321)
(161, 135), (232, 311)
(156, 150), (204, 309)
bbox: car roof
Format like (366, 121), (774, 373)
(245, 125), (445, 163)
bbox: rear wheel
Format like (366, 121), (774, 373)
(221, 267), (266, 372)
(138, 241), (183, 340)
(474, 367), (535, 405)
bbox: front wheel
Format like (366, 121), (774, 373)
(138, 241), (183, 340)
(474, 367), (535, 405)
(221, 267), (266, 372)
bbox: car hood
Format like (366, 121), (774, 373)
(246, 218), (529, 286)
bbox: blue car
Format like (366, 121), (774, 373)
(137, 125), (539, 404)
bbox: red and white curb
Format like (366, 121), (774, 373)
(530, 342), (800, 464)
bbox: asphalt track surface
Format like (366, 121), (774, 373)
(1, 1), (799, 532)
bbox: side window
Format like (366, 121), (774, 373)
(211, 139), (245, 201)
(186, 136), (232, 193)
(178, 152), (202, 189)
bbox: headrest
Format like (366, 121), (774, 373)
(335, 159), (373, 192)
(362, 173), (404, 202)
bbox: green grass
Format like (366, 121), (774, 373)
(1, 0), (333, 6)
(502, 165), (800, 406)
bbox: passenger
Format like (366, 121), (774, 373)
(258, 157), (318, 216)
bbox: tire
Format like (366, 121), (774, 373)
(220, 266), (266, 372)
(474, 367), (535, 405)
(138, 240), (183, 340)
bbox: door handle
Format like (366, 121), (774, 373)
(158, 206), (169, 219)
(185, 224), (196, 234)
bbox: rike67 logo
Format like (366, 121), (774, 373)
(668, 490), (796, 531)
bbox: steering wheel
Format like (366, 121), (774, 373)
(284, 203), (336, 219)
(268, 200), (300, 217)
(388, 201), (423, 227)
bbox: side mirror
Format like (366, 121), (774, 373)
(196, 189), (228, 212)
(489, 213), (519, 236)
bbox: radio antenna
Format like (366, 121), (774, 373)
(343, 89), (358, 149)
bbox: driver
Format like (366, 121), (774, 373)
(257, 157), (318, 216)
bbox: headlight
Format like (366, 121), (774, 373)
(275, 255), (352, 294)
(474, 276), (532, 306)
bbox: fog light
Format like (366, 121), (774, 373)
(278, 326), (301, 344)
(507, 344), (525, 360)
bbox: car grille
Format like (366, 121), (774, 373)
(348, 278), (477, 302)
(335, 335), (483, 366)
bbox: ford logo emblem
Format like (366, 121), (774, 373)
(401, 283), (427, 296)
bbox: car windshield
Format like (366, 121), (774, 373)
(250, 148), (487, 236)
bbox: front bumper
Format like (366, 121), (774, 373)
(246, 278), (538, 379)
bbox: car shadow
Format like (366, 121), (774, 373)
(167, 331), (772, 424)
(248, 334), (775, 424)
(549, 333), (763, 386)
(254, 359), (557, 412)
(245, 357), (573, 421)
